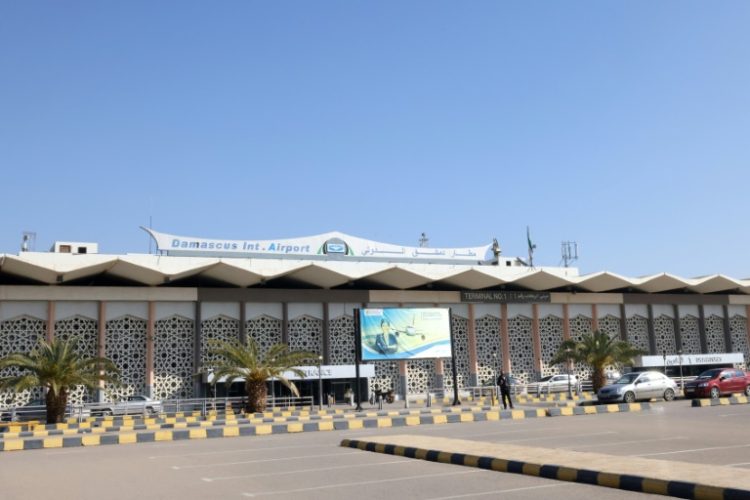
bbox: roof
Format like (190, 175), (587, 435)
(1, 252), (748, 294)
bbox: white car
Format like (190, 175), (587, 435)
(536, 374), (579, 395)
(88, 395), (163, 416)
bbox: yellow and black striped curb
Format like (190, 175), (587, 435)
(515, 393), (595, 404)
(340, 439), (749, 500)
(546, 402), (649, 417)
(691, 396), (749, 407)
(0, 409), (551, 451)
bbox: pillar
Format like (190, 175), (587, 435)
(647, 304), (657, 355)
(531, 304), (542, 378)
(467, 304), (478, 386)
(97, 301), (106, 402)
(46, 301), (55, 342)
(500, 304), (510, 374)
(145, 301), (155, 398)
(698, 305), (708, 354)
(591, 304), (599, 332)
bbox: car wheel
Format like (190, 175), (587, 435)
(623, 391), (636, 403)
(710, 387), (720, 399)
(663, 389), (675, 402)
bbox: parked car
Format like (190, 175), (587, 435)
(597, 371), (677, 403)
(535, 374), (579, 395)
(88, 395), (163, 416)
(0, 399), (46, 422)
(683, 368), (750, 399)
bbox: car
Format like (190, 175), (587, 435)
(88, 395), (163, 416)
(535, 374), (579, 395)
(0, 399), (47, 422)
(683, 368), (750, 399)
(597, 371), (677, 403)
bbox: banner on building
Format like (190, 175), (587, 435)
(357, 307), (452, 361)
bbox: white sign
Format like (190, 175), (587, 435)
(142, 227), (495, 264)
(206, 364), (375, 383)
(635, 352), (744, 368)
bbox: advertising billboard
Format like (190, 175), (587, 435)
(358, 308), (452, 361)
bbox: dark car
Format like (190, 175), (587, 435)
(0, 399), (47, 422)
(683, 368), (750, 399)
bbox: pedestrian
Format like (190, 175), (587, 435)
(497, 371), (514, 410)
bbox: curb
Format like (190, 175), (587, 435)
(340, 438), (749, 500)
(691, 396), (749, 407)
(546, 402), (649, 417)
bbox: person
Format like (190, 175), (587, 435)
(344, 387), (354, 407)
(497, 371), (514, 410)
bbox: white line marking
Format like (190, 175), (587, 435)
(204, 458), (413, 482)
(149, 444), (327, 460)
(719, 413), (746, 418)
(241, 469), (481, 497)
(636, 443), (750, 457)
(500, 431), (616, 443)
(727, 462), (750, 467)
(571, 436), (688, 449)
(172, 451), (361, 470)
(426, 482), (573, 499)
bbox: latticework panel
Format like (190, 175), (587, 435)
(329, 316), (355, 365)
(246, 315), (282, 358)
(680, 316), (702, 354)
(200, 316), (239, 372)
(105, 316), (146, 401)
(729, 316), (749, 370)
(626, 315), (650, 354)
(55, 316), (98, 405)
(654, 315), (677, 356)
(507, 316), (534, 384)
(288, 316), (322, 356)
(598, 315), (621, 340)
(443, 316), (470, 390)
(539, 316), (563, 377)
(0, 317), (45, 409)
(407, 359), (436, 394)
(475, 315), (501, 385)
(570, 315), (593, 381)
(705, 315), (726, 353)
(371, 362), (399, 394)
(154, 316), (195, 400)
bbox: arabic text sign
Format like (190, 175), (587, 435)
(460, 291), (551, 303)
(358, 308), (452, 361)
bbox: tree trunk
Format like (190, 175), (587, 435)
(46, 387), (68, 424)
(592, 366), (606, 394)
(245, 379), (267, 414)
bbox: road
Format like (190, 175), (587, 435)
(1, 401), (748, 499)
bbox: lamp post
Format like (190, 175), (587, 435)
(270, 357), (275, 410)
(565, 347), (572, 398)
(662, 350), (667, 377)
(317, 355), (323, 411)
(492, 352), (499, 404)
(678, 349), (684, 396)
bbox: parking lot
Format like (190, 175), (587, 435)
(1, 400), (748, 499)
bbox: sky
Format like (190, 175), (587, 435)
(2, 2), (750, 279)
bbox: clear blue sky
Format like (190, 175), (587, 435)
(2, 2), (749, 278)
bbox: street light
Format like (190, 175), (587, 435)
(678, 349), (684, 396)
(270, 357), (275, 410)
(492, 352), (499, 404)
(317, 355), (323, 411)
(662, 350), (667, 377)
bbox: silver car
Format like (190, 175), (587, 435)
(597, 371), (677, 403)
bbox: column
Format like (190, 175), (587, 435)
(398, 360), (407, 398)
(46, 301), (55, 342)
(531, 304), (542, 378)
(698, 305), (708, 354)
(193, 301), (202, 397)
(467, 305), (479, 386)
(145, 301), (155, 398)
(562, 304), (571, 341)
(97, 301), (107, 402)
(500, 304), (510, 374)
(591, 304), (599, 332)
(722, 305), (733, 353)
(619, 304), (628, 341)
(281, 303), (289, 345)
(647, 304), (657, 355)
(322, 303), (330, 363)
(239, 301), (247, 345)
(673, 305), (683, 351)
(434, 359), (444, 389)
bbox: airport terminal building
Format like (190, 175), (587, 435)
(1, 229), (748, 407)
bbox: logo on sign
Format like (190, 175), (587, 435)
(326, 243), (346, 254)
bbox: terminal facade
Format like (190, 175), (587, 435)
(1, 230), (748, 406)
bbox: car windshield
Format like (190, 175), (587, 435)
(697, 369), (723, 379)
(614, 373), (639, 384)
(539, 376), (553, 382)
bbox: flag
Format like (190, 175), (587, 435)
(527, 226), (536, 253)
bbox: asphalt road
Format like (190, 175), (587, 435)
(2, 401), (748, 499)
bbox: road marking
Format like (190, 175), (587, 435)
(149, 444), (327, 460)
(201, 458), (413, 482)
(571, 436), (687, 449)
(426, 482), (572, 499)
(241, 469), (482, 497)
(172, 451), (361, 470)
(636, 443), (750, 457)
(727, 462), (750, 467)
(719, 413), (746, 418)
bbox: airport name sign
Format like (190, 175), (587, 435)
(461, 291), (551, 303)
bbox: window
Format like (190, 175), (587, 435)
(59, 245), (71, 253)
(77, 247), (87, 254)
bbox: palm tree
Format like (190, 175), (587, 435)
(0, 337), (120, 423)
(206, 339), (315, 413)
(550, 330), (645, 393)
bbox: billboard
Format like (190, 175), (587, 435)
(358, 308), (452, 361)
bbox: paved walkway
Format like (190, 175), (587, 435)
(342, 434), (750, 499)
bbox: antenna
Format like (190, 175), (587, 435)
(21, 231), (36, 252)
(561, 241), (578, 267)
(526, 226), (536, 267)
(419, 232), (429, 248)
